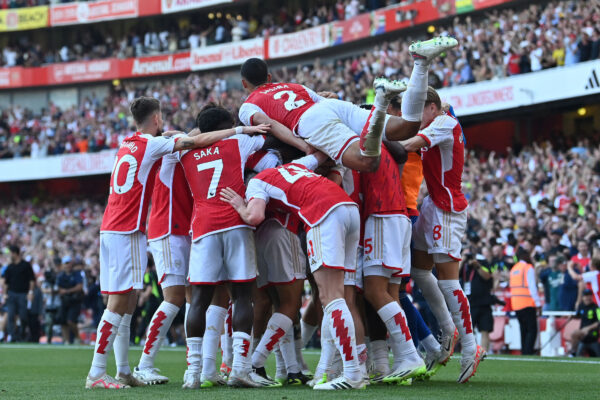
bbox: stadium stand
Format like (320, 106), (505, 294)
(0, 0), (599, 360)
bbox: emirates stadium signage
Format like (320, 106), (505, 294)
(161, 0), (232, 14)
(190, 39), (264, 71)
(0, 149), (118, 182)
(267, 25), (329, 59)
(125, 52), (191, 76)
(438, 60), (600, 116)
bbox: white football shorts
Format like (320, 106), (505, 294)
(362, 215), (412, 283)
(412, 196), (467, 261)
(255, 219), (307, 289)
(306, 204), (360, 274)
(99, 231), (147, 294)
(188, 227), (257, 284)
(297, 99), (390, 165)
(345, 246), (364, 290)
(148, 234), (191, 288)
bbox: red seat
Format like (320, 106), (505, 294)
(490, 316), (507, 352)
(560, 319), (580, 353)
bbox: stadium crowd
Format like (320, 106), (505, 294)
(2, 0), (370, 66)
(2, 0), (600, 82)
(2, 1), (600, 158)
(1, 132), (598, 343)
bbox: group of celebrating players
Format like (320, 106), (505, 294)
(84, 35), (485, 391)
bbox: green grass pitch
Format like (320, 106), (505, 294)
(0, 344), (598, 399)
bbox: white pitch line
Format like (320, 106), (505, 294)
(2, 345), (600, 365)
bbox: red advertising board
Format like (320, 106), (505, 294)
(50, 0), (139, 26)
(120, 52), (191, 78)
(48, 59), (118, 84)
(190, 39), (264, 71)
(373, 1), (442, 35)
(331, 13), (370, 45)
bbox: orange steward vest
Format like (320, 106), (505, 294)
(509, 261), (536, 311)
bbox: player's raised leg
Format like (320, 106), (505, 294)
(384, 36), (459, 142)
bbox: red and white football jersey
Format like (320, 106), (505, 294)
(239, 83), (321, 132)
(147, 152), (193, 241)
(582, 270), (600, 305)
(101, 132), (175, 234)
(359, 144), (407, 218)
(246, 148), (303, 234)
(178, 134), (265, 241)
(246, 155), (357, 230)
(417, 113), (468, 213)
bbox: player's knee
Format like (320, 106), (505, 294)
(364, 155), (381, 172)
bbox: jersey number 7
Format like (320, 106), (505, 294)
(197, 159), (223, 198)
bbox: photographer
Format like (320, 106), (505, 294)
(41, 261), (61, 344)
(462, 246), (506, 353)
(56, 256), (83, 345)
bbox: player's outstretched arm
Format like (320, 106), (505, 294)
(252, 112), (313, 155)
(172, 124), (270, 152)
(400, 135), (428, 153)
(220, 187), (266, 226)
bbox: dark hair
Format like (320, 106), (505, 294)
(241, 58), (269, 86)
(130, 96), (160, 125)
(9, 245), (19, 255)
(425, 86), (442, 110)
(389, 96), (402, 110)
(196, 103), (235, 133)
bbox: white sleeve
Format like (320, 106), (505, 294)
(236, 134), (266, 163)
(417, 114), (458, 148)
(147, 135), (176, 159)
(245, 178), (270, 202)
(582, 271), (596, 284)
(239, 102), (266, 126)
(253, 150), (281, 172)
(291, 154), (319, 171)
(169, 133), (188, 161)
(527, 267), (541, 307)
(302, 85), (325, 103)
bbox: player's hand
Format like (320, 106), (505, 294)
(317, 91), (338, 99)
(442, 102), (451, 113)
(243, 124), (271, 135)
(220, 187), (245, 211)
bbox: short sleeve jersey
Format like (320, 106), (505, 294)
(582, 270), (600, 305)
(239, 83), (320, 132)
(101, 133), (175, 233)
(148, 148), (193, 241)
(246, 156), (357, 230)
(417, 113), (468, 213)
(178, 134), (265, 241)
(358, 144), (407, 218)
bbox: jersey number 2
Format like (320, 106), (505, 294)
(197, 159), (223, 199)
(274, 90), (306, 111)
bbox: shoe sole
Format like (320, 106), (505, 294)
(409, 38), (458, 60)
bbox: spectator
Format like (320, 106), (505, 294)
(538, 255), (565, 311)
(509, 247), (542, 355)
(41, 262), (61, 344)
(1, 245), (35, 342)
(461, 248), (505, 353)
(56, 255), (83, 345)
(569, 289), (600, 357)
(28, 280), (43, 343)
